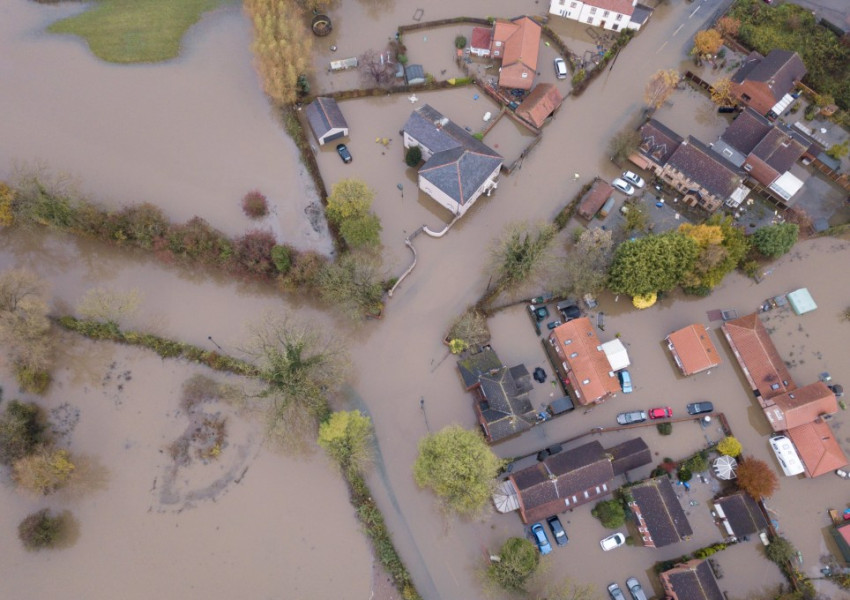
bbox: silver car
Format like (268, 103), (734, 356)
(621, 171), (645, 188)
(608, 583), (626, 600)
(616, 410), (647, 425)
(626, 577), (648, 600)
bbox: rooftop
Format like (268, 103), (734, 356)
(761, 381), (837, 432)
(548, 317), (621, 405)
(787, 419), (848, 477)
(714, 492), (768, 538)
(666, 324), (721, 376)
(630, 476), (693, 547)
(721, 313), (796, 401)
(667, 136), (742, 199)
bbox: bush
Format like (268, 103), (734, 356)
(281, 250), (327, 290)
(678, 467), (692, 482)
(657, 422), (673, 435)
(684, 451), (708, 473)
(766, 536), (796, 565)
(405, 146), (422, 167)
(18, 509), (68, 551)
(0, 400), (44, 465)
(592, 498), (626, 528)
(271, 245), (294, 274)
(13, 447), (75, 495)
(717, 436), (742, 457)
(231, 229), (277, 278)
(486, 537), (540, 591)
(16, 366), (52, 395)
(454, 35), (467, 49)
(241, 190), (269, 219)
(752, 223), (799, 258)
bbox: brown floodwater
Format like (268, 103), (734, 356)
(3, 0), (850, 599)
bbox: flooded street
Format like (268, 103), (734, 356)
(3, 0), (850, 598)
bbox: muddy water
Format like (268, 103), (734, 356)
(0, 0), (333, 255)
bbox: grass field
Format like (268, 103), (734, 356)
(48, 0), (227, 63)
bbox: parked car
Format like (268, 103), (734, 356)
(626, 577), (648, 600)
(554, 57), (568, 80)
(611, 178), (635, 196)
(529, 304), (550, 322)
(686, 401), (714, 415)
(616, 410), (646, 425)
(557, 301), (581, 321)
(531, 522), (552, 555)
(618, 370), (633, 394)
(336, 143), (352, 163)
(608, 583), (626, 600)
(621, 171), (645, 188)
(648, 407), (673, 419)
(546, 515), (568, 546)
(600, 532), (626, 551)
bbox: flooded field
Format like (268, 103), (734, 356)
(4, 0), (850, 598)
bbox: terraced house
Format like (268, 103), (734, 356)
(548, 0), (653, 31)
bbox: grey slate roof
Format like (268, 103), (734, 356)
(630, 3), (653, 25)
(403, 105), (503, 206)
(715, 492), (768, 537)
(751, 126), (808, 172)
(711, 139), (747, 168)
(731, 50), (807, 103)
(478, 365), (536, 442)
(304, 97), (348, 139)
(667, 136), (741, 198)
(639, 119), (683, 165)
(721, 109), (772, 155)
(608, 437), (652, 476)
(405, 64), (425, 84)
(631, 476), (693, 547)
(666, 560), (724, 600)
(457, 346), (503, 389)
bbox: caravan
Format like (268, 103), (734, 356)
(769, 435), (805, 476)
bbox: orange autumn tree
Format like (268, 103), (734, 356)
(692, 29), (723, 58)
(736, 457), (778, 501)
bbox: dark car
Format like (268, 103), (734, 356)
(557, 301), (581, 321)
(336, 143), (352, 163)
(687, 401), (714, 415)
(546, 515), (568, 546)
(529, 304), (549, 322)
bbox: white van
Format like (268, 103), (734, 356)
(769, 435), (805, 476)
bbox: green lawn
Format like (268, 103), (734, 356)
(48, 0), (227, 63)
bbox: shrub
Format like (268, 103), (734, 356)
(241, 190), (269, 219)
(16, 366), (52, 395)
(405, 146), (422, 167)
(766, 536), (796, 565)
(166, 217), (232, 265)
(448, 339), (468, 354)
(18, 509), (69, 551)
(0, 400), (44, 465)
(592, 498), (626, 528)
(486, 537), (540, 591)
(231, 230), (277, 278)
(684, 451), (708, 473)
(0, 181), (15, 227)
(119, 203), (169, 248)
(657, 422), (673, 435)
(752, 223), (799, 258)
(717, 436), (742, 457)
(281, 250), (328, 290)
(13, 447), (75, 495)
(454, 35), (467, 49)
(271, 245), (294, 274)
(678, 467), (692, 482)
(572, 69), (586, 84)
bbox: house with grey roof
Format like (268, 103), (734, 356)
(304, 97), (349, 145)
(628, 476), (693, 548)
(660, 559), (724, 600)
(504, 438), (651, 523)
(472, 364), (538, 443)
(457, 346), (503, 390)
(730, 50), (807, 117)
(405, 64), (426, 86)
(632, 119), (684, 170)
(608, 438), (652, 475)
(713, 491), (768, 539)
(402, 104), (502, 217)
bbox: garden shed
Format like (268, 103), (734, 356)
(787, 288), (817, 315)
(304, 97), (349, 145)
(405, 64), (426, 86)
(601, 339), (630, 372)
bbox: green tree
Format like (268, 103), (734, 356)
(317, 250), (385, 319)
(76, 286), (141, 327)
(490, 221), (556, 290)
(684, 451), (708, 473)
(318, 410), (374, 475)
(325, 179), (382, 248)
(717, 436), (742, 457)
(271, 245), (293, 274)
(607, 232), (699, 297)
(679, 216), (749, 294)
(18, 509), (70, 551)
(752, 223), (799, 258)
(486, 537), (540, 591)
(13, 447), (75, 495)
(413, 425), (504, 517)
(339, 212), (382, 248)
(827, 140), (849, 160)
(765, 536), (796, 565)
(591, 498), (626, 528)
(405, 145), (422, 167)
(623, 202), (648, 234)
(0, 400), (44, 465)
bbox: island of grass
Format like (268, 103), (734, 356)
(48, 0), (225, 63)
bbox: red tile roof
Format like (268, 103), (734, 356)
(492, 16), (540, 90)
(584, 0), (636, 15)
(721, 313), (795, 400)
(666, 324), (721, 376)
(516, 83), (563, 129)
(548, 317), (620, 405)
(762, 381), (838, 432)
(577, 179), (614, 220)
(470, 27), (492, 52)
(787, 419), (848, 477)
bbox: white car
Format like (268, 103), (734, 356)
(611, 178), (635, 196)
(621, 171), (645, 188)
(600, 532), (626, 551)
(554, 57), (568, 80)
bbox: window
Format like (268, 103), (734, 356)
(586, 17), (593, 23)
(615, 13), (622, 20)
(603, 10), (609, 17)
(589, 7), (596, 14)
(612, 24), (619, 30)
(521, 72), (528, 78)
(582, 379), (590, 385)
(722, 148), (733, 158)
(742, 93), (751, 102)
(570, 1), (577, 6)
(495, 41), (502, 47)
(569, 352), (578, 358)
(564, 339), (572, 345)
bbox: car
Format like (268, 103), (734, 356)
(554, 57), (568, 80)
(611, 178), (635, 196)
(557, 301), (581, 321)
(626, 577), (648, 600)
(616, 410), (646, 425)
(618, 370), (633, 394)
(648, 407), (673, 419)
(531, 522), (552, 555)
(686, 401), (714, 415)
(546, 515), (568, 547)
(600, 532), (626, 551)
(529, 304), (550, 322)
(546, 320), (562, 330)
(608, 583), (626, 600)
(621, 171), (645, 188)
(336, 143), (352, 164)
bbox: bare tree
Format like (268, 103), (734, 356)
(644, 69), (680, 110)
(561, 228), (614, 297)
(359, 48), (397, 88)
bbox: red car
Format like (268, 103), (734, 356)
(648, 407), (673, 419)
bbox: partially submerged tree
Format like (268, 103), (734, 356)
(76, 287), (141, 327)
(736, 457), (778, 501)
(325, 179), (382, 248)
(561, 227), (615, 297)
(608, 128), (641, 164)
(692, 29), (723, 57)
(644, 69), (679, 110)
(752, 223), (799, 258)
(607, 232), (699, 297)
(18, 509), (71, 551)
(710, 77), (736, 107)
(489, 221), (556, 291)
(679, 215), (749, 294)
(0, 400), (44, 466)
(13, 447), (76, 495)
(486, 537), (540, 592)
(765, 536), (796, 565)
(533, 578), (597, 600)
(359, 48), (397, 88)
(317, 249), (385, 319)
(413, 425), (504, 517)
(318, 410), (374, 475)
(446, 309), (490, 348)
(717, 436), (742, 457)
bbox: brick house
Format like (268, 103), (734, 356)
(628, 476), (693, 548)
(730, 50), (807, 117)
(515, 83), (563, 129)
(659, 559), (724, 600)
(491, 16), (541, 90)
(665, 323), (721, 376)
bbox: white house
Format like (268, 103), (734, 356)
(548, 0), (651, 31)
(402, 104), (502, 218)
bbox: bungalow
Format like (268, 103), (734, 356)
(505, 438), (650, 523)
(713, 491), (768, 539)
(666, 324), (721, 376)
(576, 178), (614, 220)
(721, 313), (795, 402)
(546, 317), (621, 406)
(404, 64), (426, 86)
(787, 419), (848, 478)
(730, 50), (807, 117)
(659, 559), (724, 600)
(548, 0), (652, 32)
(515, 83), (563, 129)
(628, 476), (693, 548)
(304, 97), (349, 146)
(402, 104), (503, 218)
(491, 16), (541, 90)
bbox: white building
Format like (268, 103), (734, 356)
(548, 0), (651, 32)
